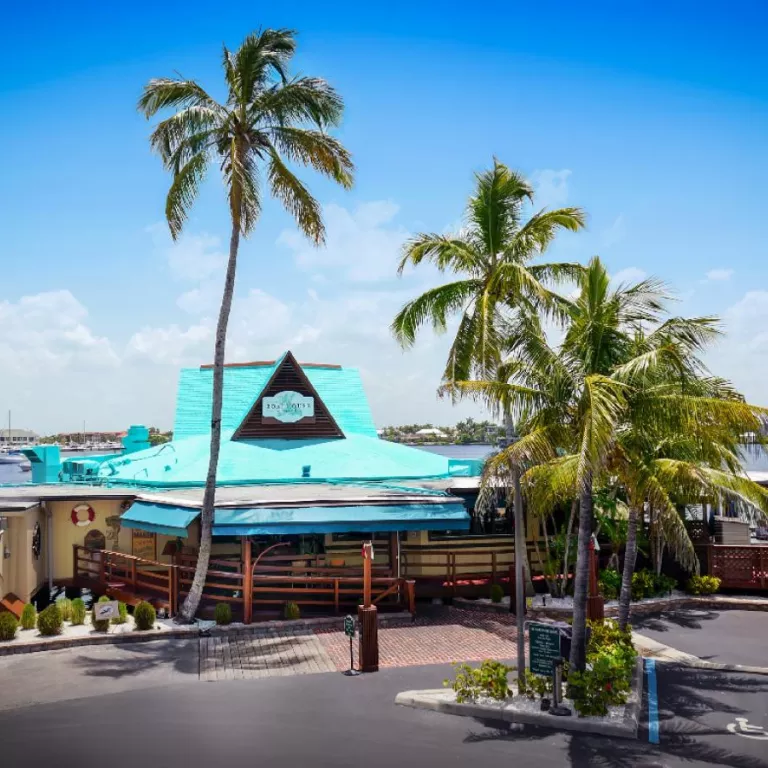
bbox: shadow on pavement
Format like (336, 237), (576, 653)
(70, 638), (199, 679)
(633, 609), (721, 633)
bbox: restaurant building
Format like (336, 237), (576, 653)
(0, 352), (521, 620)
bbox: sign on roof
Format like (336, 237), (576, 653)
(262, 391), (315, 424)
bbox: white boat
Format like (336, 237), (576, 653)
(0, 451), (26, 465)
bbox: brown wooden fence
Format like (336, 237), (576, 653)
(74, 545), (413, 620)
(709, 545), (768, 590)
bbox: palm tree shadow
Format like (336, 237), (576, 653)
(633, 609), (721, 633)
(71, 637), (200, 679)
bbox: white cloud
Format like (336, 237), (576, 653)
(704, 268), (734, 282)
(611, 267), (646, 285)
(126, 323), (212, 366)
(601, 214), (626, 248)
(531, 169), (571, 208)
(706, 290), (768, 407)
(278, 200), (408, 282)
(0, 290), (119, 375)
(147, 223), (226, 282)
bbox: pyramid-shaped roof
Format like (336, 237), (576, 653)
(173, 354), (377, 441)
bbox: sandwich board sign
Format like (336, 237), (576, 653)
(93, 600), (120, 621)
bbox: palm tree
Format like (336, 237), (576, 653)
(138, 29), (353, 621)
(392, 159), (585, 382)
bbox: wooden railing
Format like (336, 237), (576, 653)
(401, 546), (515, 595)
(75, 546), (414, 620)
(709, 544), (768, 590)
(73, 545), (175, 611)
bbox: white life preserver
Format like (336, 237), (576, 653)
(71, 503), (96, 527)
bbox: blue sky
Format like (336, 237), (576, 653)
(1, 1), (767, 432)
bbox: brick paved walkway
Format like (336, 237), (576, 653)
(199, 628), (336, 681)
(316, 607), (520, 670)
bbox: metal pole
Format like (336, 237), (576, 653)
(513, 466), (526, 680)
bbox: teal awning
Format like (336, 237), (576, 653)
(212, 503), (469, 536)
(121, 501), (199, 537)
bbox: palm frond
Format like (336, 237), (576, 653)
(165, 152), (209, 239)
(508, 208), (586, 259)
(233, 28), (296, 102)
(138, 78), (219, 118)
(397, 234), (481, 276)
(268, 126), (353, 188)
(391, 279), (483, 347)
(254, 77), (345, 129)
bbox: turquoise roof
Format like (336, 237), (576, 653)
(97, 432), (453, 487)
(174, 361), (377, 440)
(93, 354), (459, 488)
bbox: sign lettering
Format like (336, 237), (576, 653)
(344, 615), (355, 638)
(528, 622), (568, 676)
(262, 391), (315, 424)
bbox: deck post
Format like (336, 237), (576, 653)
(242, 537), (252, 625)
(72, 544), (78, 583)
(491, 552), (497, 584)
(334, 578), (340, 614)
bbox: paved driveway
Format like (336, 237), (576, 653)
(632, 609), (768, 668)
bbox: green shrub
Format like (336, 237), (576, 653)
(71, 598), (87, 626)
(283, 601), (300, 620)
(56, 597), (73, 622)
(112, 602), (128, 625)
(214, 602), (233, 626)
(568, 619), (637, 717)
(518, 672), (553, 700)
(134, 601), (156, 631)
(37, 604), (63, 637)
(598, 569), (621, 600)
(0, 612), (18, 641)
(20, 603), (37, 630)
(631, 570), (656, 600)
(92, 595), (112, 633)
(657, 574), (677, 595)
(686, 575), (721, 595)
(444, 660), (514, 703)
(489, 583), (505, 603)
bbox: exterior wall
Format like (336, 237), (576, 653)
(48, 499), (127, 581)
(0, 507), (46, 603)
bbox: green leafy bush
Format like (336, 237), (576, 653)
(568, 619), (637, 717)
(489, 583), (505, 603)
(214, 602), (233, 626)
(134, 601), (156, 631)
(37, 604), (63, 636)
(444, 660), (514, 703)
(56, 597), (73, 622)
(20, 603), (37, 630)
(518, 672), (552, 700)
(71, 598), (87, 626)
(686, 575), (721, 595)
(631, 569), (677, 600)
(112, 602), (128, 625)
(0, 612), (18, 641)
(283, 601), (300, 620)
(630, 570), (656, 600)
(598, 569), (621, 600)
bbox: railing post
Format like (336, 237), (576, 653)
(99, 549), (106, 585)
(451, 553), (457, 597)
(242, 537), (252, 625)
(131, 559), (137, 590)
(406, 580), (416, 616)
(491, 552), (497, 584)
(72, 544), (78, 582)
(334, 578), (340, 614)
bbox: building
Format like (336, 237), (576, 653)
(0, 428), (38, 446)
(0, 352), (523, 620)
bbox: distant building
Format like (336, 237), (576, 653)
(415, 428), (448, 438)
(0, 428), (38, 445)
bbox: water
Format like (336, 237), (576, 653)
(416, 443), (768, 471)
(0, 449), (124, 486)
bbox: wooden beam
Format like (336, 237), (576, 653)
(242, 537), (253, 625)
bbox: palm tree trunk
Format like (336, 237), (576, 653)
(617, 505), (639, 632)
(512, 465), (526, 680)
(560, 499), (578, 598)
(176, 219), (240, 622)
(569, 472), (593, 672)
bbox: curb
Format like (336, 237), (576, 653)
(453, 595), (768, 620)
(395, 657), (644, 740)
(0, 611), (415, 656)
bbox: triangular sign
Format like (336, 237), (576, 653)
(233, 352), (344, 440)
